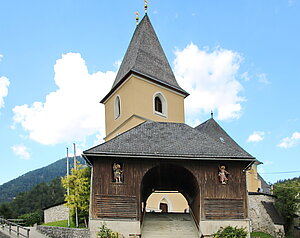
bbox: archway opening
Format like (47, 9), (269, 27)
(140, 164), (200, 224)
(146, 190), (189, 213)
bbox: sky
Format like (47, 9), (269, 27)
(0, 0), (299, 185)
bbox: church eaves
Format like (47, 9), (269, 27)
(83, 121), (255, 162)
(101, 15), (188, 103)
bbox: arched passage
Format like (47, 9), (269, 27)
(140, 164), (200, 224)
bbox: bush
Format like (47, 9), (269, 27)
(18, 211), (42, 226)
(213, 226), (248, 238)
(97, 223), (124, 238)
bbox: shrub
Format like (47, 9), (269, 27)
(97, 223), (124, 238)
(18, 211), (42, 226)
(213, 226), (248, 238)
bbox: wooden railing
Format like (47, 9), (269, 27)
(0, 217), (30, 238)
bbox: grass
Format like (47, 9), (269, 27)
(42, 219), (81, 228)
(250, 232), (274, 238)
(251, 231), (294, 238)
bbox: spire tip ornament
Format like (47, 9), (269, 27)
(135, 11), (139, 25)
(144, 0), (148, 14)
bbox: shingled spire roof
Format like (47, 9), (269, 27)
(101, 15), (188, 103)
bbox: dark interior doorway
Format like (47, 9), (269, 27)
(159, 203), (168, 213)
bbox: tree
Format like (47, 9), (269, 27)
(273, 177), (300, 234)
(0, 203), (13, 219)
(61, 163), (91, 227)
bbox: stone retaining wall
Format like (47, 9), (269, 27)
(248, 193), (284, 237)
(37, 225), (90, 238)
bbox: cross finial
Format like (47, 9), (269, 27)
(144, 0), (148, 14)
(211, 110), (214, 118)
(135, 11), (139, 25)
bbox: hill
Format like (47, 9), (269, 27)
(0, 156), (85, 204)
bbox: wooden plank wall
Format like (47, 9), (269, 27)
(90, 157), (249, 222)
(95, 194), (137, 218)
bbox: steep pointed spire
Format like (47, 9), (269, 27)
(101, 15), (188, 103)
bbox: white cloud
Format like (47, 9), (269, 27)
(288, 0), (295, 7)
(247, 131), (265, 142)
(257, 166), (264, 174)
(114, 59), (122, 70)
(13, 53), (115, 145)
(93, 133), (105, 146)
(278, 132), (300, 148)
(0, 76), (10, 109)
(174, 43), (245, 121)
(11, 144), (30, 159)
(263, 160), (273, 165)
(257, 73), (271, 85)
(0, 54), (3, 61)
(241, 72), (250, 82)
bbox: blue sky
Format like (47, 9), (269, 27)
(0, 0), (299, 185)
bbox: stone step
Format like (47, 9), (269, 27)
(142, 213), (199, 238)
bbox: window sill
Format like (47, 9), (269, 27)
(154, 111), (167, 118)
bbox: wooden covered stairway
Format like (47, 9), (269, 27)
(141, 213), (199, 238)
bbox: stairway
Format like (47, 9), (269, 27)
(141, 213), (199, 238)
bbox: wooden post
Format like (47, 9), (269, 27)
(27, 228), (30, 238)
(17, 225), (19, 237)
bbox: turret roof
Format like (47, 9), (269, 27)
(101, 15), (188, 103)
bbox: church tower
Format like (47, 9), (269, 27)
(101, 15), (189, 141)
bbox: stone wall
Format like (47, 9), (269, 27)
(248, 193), (284, 237)
(44, 203), (69, 223)
(37, 225), (90, 238)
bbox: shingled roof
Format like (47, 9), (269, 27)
(101, 15), (188, 103)
(83, 120), (255, 162)
(195, 118), (253, 158)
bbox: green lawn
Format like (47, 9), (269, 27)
(250, 232), (274, 238)
(42, 219), (77, 228)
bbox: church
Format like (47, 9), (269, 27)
(83, 9), (256, 238)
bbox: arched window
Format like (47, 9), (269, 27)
(153, 92), (167, 117)
(114, 96), (121, 119)
(155, 97), (162, 113)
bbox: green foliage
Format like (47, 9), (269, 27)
(0, 156), (85, 204)
(273, 176), (300, 233)
(61, 163), (91, 227)
(250, 232), (274, 238)
(0, 177), (66, 221)
(212, 226), (248, 238)
(0, 203), (13, 219)
(18, 211), (43, 226)
(97, 223), (124, 238)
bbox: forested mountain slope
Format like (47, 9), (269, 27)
(0, 156), (85, 204)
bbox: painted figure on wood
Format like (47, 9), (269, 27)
(113, 163), (123, 183)
(218, 165), (229, 184)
